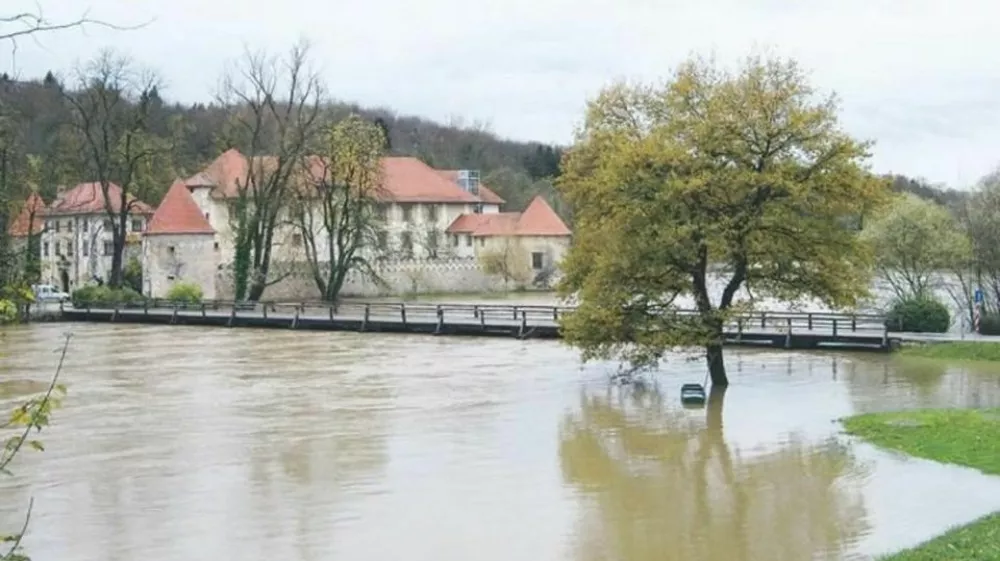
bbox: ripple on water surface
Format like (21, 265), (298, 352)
(1, 324), (1000, 561)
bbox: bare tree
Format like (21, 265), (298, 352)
(1, 6), (147, 73)
(293, 115), (388, 302)
(217, 40), (324, 301)
(479, 238), (531, 291)
(63, 50), (168, 287)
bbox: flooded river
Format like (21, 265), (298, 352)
(2, 324), (1000, 560)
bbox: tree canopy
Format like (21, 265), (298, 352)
(861, 193), (969, 300)
(556, 54), (890, 386)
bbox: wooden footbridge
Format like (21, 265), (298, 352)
(51, 299), (901, 352)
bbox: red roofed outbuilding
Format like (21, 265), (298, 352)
(142, 180), (218, 300)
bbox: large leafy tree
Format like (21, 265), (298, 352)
(557, 54), (889, 386)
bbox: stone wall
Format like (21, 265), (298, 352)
(143, 233), (219, 299)
(213, 257), (559, 301)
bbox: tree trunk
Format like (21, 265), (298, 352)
(109, 236), (125, 288)
(705, 342), (729, 386)
(247, 274), (267, 302)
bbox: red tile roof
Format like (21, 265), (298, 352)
(435, 170), (505, 205)
(7, 192), (45, 237)
(516, 196), (572, 236)
(187, 149), (502, 205)
(146, 180), (215, 235)
(47, 182), (154, 215)
(380, 157), (480, 203)
(446, 196), (571, 237)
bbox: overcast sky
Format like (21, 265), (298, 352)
(6, 0), (999, 188)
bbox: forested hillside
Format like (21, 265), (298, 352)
(0, 72), (565, 213)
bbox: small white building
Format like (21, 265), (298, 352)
(142, 180), (218, 299)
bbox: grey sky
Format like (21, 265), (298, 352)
(7, 0), (999, 187)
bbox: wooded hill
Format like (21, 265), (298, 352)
(0, 72), (565, 214)
(0, 72), (966, 220)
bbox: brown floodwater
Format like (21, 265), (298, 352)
(2, 324), (1000, 561)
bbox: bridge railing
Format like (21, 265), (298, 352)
(64, 298), (890, 334)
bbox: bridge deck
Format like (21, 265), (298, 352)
(54, 300), (900, 352)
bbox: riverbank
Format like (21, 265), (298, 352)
(899, 341), (1000, 362)
(842, 409), (1000, 560)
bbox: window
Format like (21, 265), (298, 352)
(204, 212), (210, 220)
(452, 235), (459, 247)
(214, 242), (220, 251)
(67, 220), (73, 233)
(376, 205), (388, 222)
(103, 241), (113, 256)
(473, 204), (483, 214)
(291, 233), (302, 246)
(82, 220), (88, 232)
(532, 252), (544, 270)
(54, 221), (61, 233)
(82, 241), (88, 256)
(55, 241), (61, 255)
(42, 242), (49, 257)
(131, 219), (143, 232)
(465, 235), (472, 247)
(426, 205), (438, 222)
(67, 242), (74, 257)
(426, 230), (438, 258)
(103, 219), (113, 231)
(376, 230), (388, 252)
(400, 231), (413, 258)
(401, 205), (412, 222)
(478, 237), (485, 247)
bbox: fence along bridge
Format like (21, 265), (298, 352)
(56, 299), (899, 352)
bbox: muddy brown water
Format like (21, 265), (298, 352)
(2, 324), (1000, 561)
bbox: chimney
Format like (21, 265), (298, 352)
(456, 170), (480, 196)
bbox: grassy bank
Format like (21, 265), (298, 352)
(899, 341), (1000, 362)
(842, 408), (1000, 560)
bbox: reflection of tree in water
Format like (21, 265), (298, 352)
(843, 354), (1000, 412)
(559, 386), (870, 561)
(245, 367), (392, 558)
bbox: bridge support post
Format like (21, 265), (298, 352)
(228, 305), (236, 328)
(785, 317), (792, 348)
(435, 306), (443, 335)
(518, 311), (527, 338)
(329, 305), (334, 321)
(111, 303), (119, 323)
(401, 304), (407, 328)
(361, 304), (369, 332)
(512, 306), (518, 320)
(201, 302), (207, 318)
(143, 299), (148, 316)
(832, 319), (838, 337)
(553, 307), (559, 321)
(171, 304), (178, 325)
(807, 313), (813, 330)
(263, 305), (268, 319)
(292, 306), (299, 329)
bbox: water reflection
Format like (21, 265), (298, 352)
(560, 385), (870, 561)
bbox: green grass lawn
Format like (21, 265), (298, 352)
(900, 341), (1000, 362)
(842, 408), (1000, 560)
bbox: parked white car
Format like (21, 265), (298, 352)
(32, 284), (70, 303)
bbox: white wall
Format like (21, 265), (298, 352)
(143, 233), (219, 299)
(40, 213), (147, 289)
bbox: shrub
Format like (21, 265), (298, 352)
(978, 313), (1000, 336)
(166, 282), (203, 304)
(123, 257), (143, 293)
(886, 296), (950, 333)
(71, 285), (144, 307)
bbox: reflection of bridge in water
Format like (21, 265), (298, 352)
(41, 299), (968, 352)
